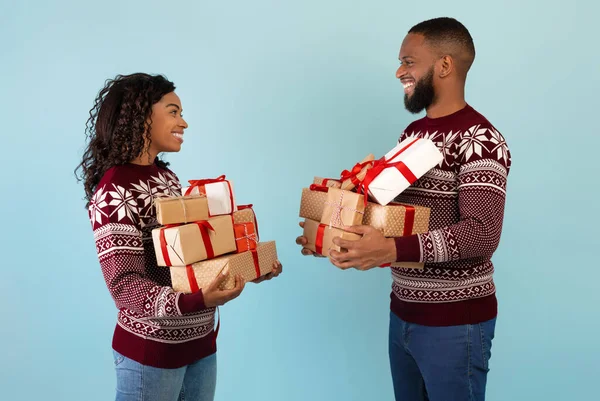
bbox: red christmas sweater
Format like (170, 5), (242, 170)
(88, 163), (216, 368)
(393, 104), (511, 326)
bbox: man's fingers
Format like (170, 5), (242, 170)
(296, 236), (308, 245)
(299, 221), (305, 228)
(330, 257), (356, 270)
(343, 225), (372, 235)
(332, 237), (357, 250)
(329, 249), (356, 264)
(301, 248), (315, 256)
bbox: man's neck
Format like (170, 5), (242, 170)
(426, 85), (467, 119)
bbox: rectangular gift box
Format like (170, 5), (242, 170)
(302, 219), (361, 257)
(320, 188), (365, 230)
(234, 222), (257, 253)
(152, 215), (236, 266)
(181, 178), (238, 216)
(365, 138), (444, 206)
(233, 205), (260, 241)
(170, 241), (278, 292)
(313, 177), (342, 189)
(363, 202), (430, 237)
(155, 195), (209, 226)
(299, 187), (328, 222)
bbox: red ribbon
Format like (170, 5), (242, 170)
(340, 160), (374, 187)
(315, 223), (326, 255)
(186, 175), (235, 216)
(159, 221), (215, 266)
(195, 221), (216, 260)
(237, 204), (260, 242)
(309, 184), (330, 193)
(186, 264), (200, 292)
(250, 249), (261, 278)
(357, 138), (421, 206)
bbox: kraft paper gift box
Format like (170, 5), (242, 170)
(363, 202), (430, 237)
(170, 241), (278, 292)
(339, 154), (375, 191)
(234, 222), (258, 253)
(155, 195), (210, 226)
(302, 219), (361, 257)
(360, 138), (444, 206)
(313, 177), (342, 189)
(152, 215), (236, 266)
(320, 188), (365, 230)
(299, 186), (329, 222)
(181, 177), (238, 216)
(232, 205), (260, 241)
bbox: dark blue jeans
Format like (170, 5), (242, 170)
(389, 312), (496, 401)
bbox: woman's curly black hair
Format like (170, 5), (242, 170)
(75, 73), (175, 205)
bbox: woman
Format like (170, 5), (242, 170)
(76, 73), (282, 401)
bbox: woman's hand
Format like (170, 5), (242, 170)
(203, 267), (246, 307)
(252, 260), (283, 284)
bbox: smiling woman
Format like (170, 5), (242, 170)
(74, 73), (282, 401)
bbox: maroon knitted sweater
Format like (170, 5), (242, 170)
(392, 104), (511, 326)
(88, 163), (216, 368)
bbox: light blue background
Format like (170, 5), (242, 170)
(1, 1), (598, 400)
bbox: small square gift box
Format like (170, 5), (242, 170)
(152, 215), (236, 266)
(302, 219), (361, 257)
(181, 175), (238, 216)
(357, 138), (444, 206)
(154, 195), (209, 226)
(234, 222), (258, 253)
(170, 241), (279, 292)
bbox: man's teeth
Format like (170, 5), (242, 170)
(172, 133), (183, 139)
(403, 82), (414, 89)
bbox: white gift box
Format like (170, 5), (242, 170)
(365, 138), (444, 206)
(181, 179), (238, 216)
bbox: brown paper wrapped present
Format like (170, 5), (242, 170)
(152, 215), (236, 266)
(340, 154), (375, 191)
(313, 177), (342, 189)
(320, 188), (365, 230)
(155, 195), (209, 225)
(170, 241), (278, 292)
(302, 219), (361, 257)
(364, 202), (430, 237)
(232, 205), (260, 241)
(299, 186), (328, 222)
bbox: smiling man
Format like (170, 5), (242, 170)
(296, 17), (511, 401)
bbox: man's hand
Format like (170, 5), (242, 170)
(295, 221), (326, 257)
(203, 266), (246, 307)
(252, 260), (283, 284)
(329, 225), (397, 271)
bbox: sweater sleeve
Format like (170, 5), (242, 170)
(89, 183), (206, 316)
(395, 125), (511, 263)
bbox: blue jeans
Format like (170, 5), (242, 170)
(388, 312), (496, 401)
(113, 351), (217, 401)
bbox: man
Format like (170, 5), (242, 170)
(296, 17), (511, 401)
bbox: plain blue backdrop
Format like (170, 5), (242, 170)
(1, 1), (598, 400)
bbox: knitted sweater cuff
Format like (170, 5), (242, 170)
(394, 234), (421, 263)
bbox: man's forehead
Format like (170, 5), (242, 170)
(399, 33), (429, 57)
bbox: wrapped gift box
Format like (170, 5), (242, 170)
(320, 188), (365, 230)
(152, 215), (236, 266)
(232, 205), (259, 241)
(299, 186), (328, 222)
(155, 195), (209, 225)
(170, 241), (278, 292)
(181, 177), (238, 216)
(313, 177), (342, 189)
(363, 202), (430, 237)
(234, 222), (257, 253)
(302, 219), (361, 257)
(360, 138), (444, 206)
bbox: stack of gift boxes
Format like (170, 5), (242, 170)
(299, 137), (444, 269)
(152, 176), (278, 292)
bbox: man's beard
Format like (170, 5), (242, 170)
(404, 67), (435, 114)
